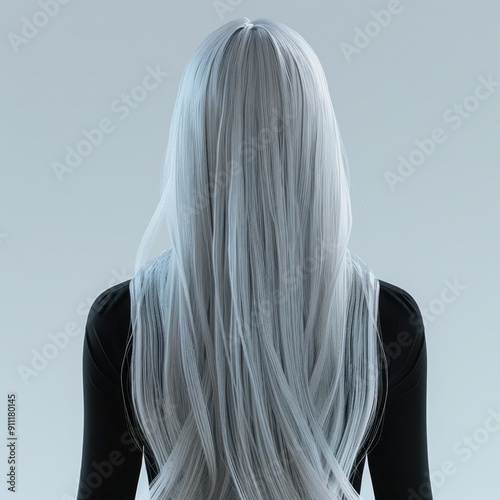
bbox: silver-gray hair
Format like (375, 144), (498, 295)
(127, 17), (387, 499)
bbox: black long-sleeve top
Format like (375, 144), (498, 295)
(76, 278), (433, 499)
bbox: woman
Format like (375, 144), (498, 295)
(77, 17), (433, 499)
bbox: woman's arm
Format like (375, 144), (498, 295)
(77, 292), (143, 499)
(367, 289), (433, 499)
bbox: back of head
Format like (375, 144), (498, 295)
(127, 17), (386, 500)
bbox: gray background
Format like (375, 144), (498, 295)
(1, 0), (499, 498)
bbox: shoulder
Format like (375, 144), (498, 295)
(84, 280), (132, 392)
(87, 279), (132, 336)
(86, 249), (173, 359)
(378, 279), (427, 400)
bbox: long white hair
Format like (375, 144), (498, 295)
(126, 17), (387, 499)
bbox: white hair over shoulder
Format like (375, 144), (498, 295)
(126, 17), (387, 499)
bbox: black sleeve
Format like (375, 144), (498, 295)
(77, 291), (143, 500)
(367, 289), (433, 499)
